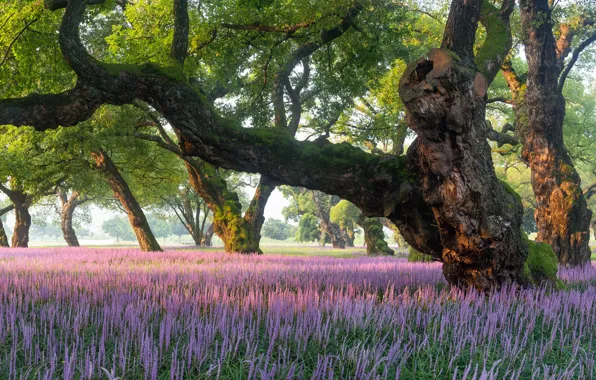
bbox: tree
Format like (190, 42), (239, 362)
(102, 216), (135, 243)
(57, 190), (91, 246)
(282, 187), (350, 248)
(517, 0), (595, 265)
(0, 0), (554, 290)
(331, 200), (393, 255)
(262, 218), (296, 241)
(156, 183), (212, 246)
(147, 216), (171, 244)
(294, 213), (321, 244)
(169, 218), (189, 244)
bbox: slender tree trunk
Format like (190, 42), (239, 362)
(203, 223), (213, 247)
(91, 149), (162, 252)
(361, 217), (394, 255)
(519, 0), (592, 266)
(12, 203), (31, 248)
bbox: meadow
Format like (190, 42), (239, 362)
(0, 248), (594, 379)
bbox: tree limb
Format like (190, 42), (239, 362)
(558, 31), (596, 92)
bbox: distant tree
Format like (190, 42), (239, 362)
(169, 218), (189, 244)
(262, 219), (296, 241)
(295, 214), (321, 243)
(102, 216), (135, 243)
(148, 216), (172, 244)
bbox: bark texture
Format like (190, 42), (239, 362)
(399, 43), (526, 288)
(58, 190), (89, 247)
(12, 202), (31, 248)
(90, 149), (162, 251)
(519, 0), (592, 266)
(361, 217), (394, 255)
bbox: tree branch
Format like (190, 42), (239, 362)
(171, 0), (189, 65)
(475, 0), (514, 84)
(558, 31), (596, 92)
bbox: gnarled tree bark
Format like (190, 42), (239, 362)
(519, 0), (593, 266)
(90, 149), (162, 251)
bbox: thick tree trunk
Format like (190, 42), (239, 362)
(12, 203), (31, 248)
(90, 149), (162, 252)
(361, 217), (394, 255)
(242, 177), (275, 252)
(519, 0), (592, 266)
(399, 43), (527, 288)
(58, 190), (87, 247)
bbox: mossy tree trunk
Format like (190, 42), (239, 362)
(184, 160), (273, 253)
(360, 217), (394, 255)
(397, 0), (527, 289)
(90, 149), (162, 252)
(519, 0), (592, 266)
(311, 191), (347, 249)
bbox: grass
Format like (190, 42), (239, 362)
(0, 247), (593, 379)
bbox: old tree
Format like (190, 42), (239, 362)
(1, 0), (591, 290)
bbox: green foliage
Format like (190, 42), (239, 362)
(262, 218), (296, 241)
(295, 213), (320, 243)
(408, 246), (433, 262)
(102, 216), (135, 242)
(330, 200), (361, 233)
(524, 238), (558, 285)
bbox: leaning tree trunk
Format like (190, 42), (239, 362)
(398, 0), (527, 289)
(361, 217), (393, 255)
(519, 0), (592, 266)
(11, 203), (31, 248)
(91, 149), (162, 252)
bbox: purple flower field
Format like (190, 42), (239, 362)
(0, 248), (594, 379)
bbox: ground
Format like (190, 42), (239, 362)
(0, 246), (593, 379)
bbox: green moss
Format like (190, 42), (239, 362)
(407, 246), (433, 262)
(475, 0), (511, 78)
(523, 237), (558, 285)
(499, 179), (522, 204)
(100, 62), (188, 84)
